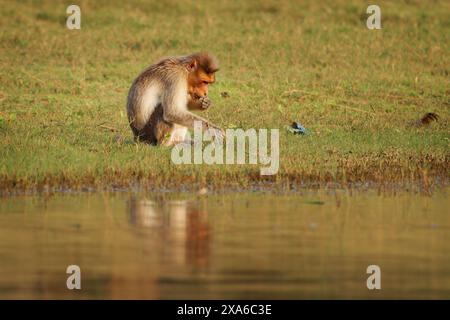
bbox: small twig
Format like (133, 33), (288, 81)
(329, 103), (375, 115)
(20, 69), (46, 84)
(99, 124), (119, 132)
(281, 89), (319, 96)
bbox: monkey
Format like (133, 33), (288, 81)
(126, 52), (223, 146)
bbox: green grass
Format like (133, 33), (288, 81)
(0, 0), (449, 194)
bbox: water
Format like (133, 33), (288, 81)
(0, 189), (449, 299)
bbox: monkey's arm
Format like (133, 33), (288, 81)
(165, 104), (224, 140)
(166, 107), (219, 131)
(162, 87), (222, 132)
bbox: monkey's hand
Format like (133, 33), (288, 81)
(199, 96), (212, 110)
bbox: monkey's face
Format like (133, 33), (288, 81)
(188, 69), (216, 100)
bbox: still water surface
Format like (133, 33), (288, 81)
(0, 189), (449, 299)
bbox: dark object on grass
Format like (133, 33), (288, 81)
(415, 112), (439, 127)
(304, 200), (325, 205)
(220, 91), (230, 98)
(287, 121), (307, 135)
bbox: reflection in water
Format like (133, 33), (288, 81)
(127, 197), (210, 268)
(0, 189), (449, 299)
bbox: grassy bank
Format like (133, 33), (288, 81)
(0, 0), (449, 195)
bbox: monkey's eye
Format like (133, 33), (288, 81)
(202, 81), (209, 85)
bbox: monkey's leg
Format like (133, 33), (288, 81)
(161, 125), (190, 147)
(139, 103), (171, 146)
(128, 123), (152, 144)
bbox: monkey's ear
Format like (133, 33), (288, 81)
(187, 59), (197, 72)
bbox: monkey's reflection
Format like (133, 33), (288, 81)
(127, 196), (210, 268)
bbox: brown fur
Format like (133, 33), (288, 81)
(126, 52), (222, 145)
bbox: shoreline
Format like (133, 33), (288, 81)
(1, 166), (448, 197)
(2, 153), (448, 197)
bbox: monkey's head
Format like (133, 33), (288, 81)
(186, 52), (219, 100)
